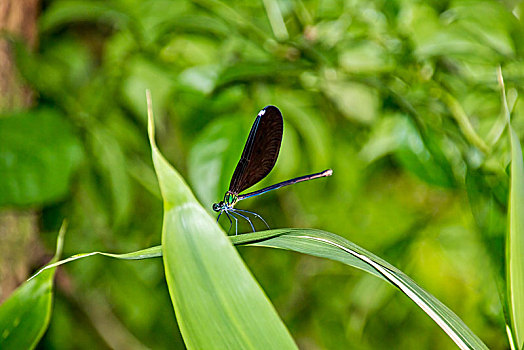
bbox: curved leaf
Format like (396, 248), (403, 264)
(232, 229), (489, 350)
(29, 246), (163, 281)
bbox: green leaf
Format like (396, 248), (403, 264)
(0, 109), (83, 206)
(146, 91), (297, 349)
(0, 223), (66, 349)
(0, 269), (55, 349)
(232, 229), (489, 350)
(30, 246), (163, 281)
(499, 68), (524, 349)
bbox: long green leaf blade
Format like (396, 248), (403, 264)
(233, 229), (489, 350)
(146, 91), (297, 350)
(499, 68), (524, 349)
(29, 245), (163, 281)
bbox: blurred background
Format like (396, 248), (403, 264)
(1, 0), (521, 348)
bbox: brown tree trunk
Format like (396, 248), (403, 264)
(0, 0), (41, 303)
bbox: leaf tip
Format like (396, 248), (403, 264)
(146, 89), (156, 148)
(497, 66), (505, 91)
(54, 220), (68, 261)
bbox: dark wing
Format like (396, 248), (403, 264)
(228, 105), (283, 195)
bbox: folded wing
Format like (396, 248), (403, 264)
(228, 105), (283, 195)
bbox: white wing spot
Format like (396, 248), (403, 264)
(258, 108), (266, 116)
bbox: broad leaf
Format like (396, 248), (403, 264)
(147, 91), (297, 349)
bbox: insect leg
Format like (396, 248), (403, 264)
(233, 209), (270, 230)
(227, 210), (240, 235)
(223, 211), (233, 234)
(231, 209), (256, 233)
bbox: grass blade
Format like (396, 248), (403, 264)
(146, 91), (297, 349)
(29, 245), (163, 281)
(233, 229), (489, 350)
(499, 67), (524, 349)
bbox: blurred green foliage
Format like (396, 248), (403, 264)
(0, 109), (83, 206)
(2, 0), (523, 348)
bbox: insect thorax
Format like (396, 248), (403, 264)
(224, 191), (238, 207)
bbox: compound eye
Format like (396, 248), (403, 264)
(212, 203), (220, 212)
